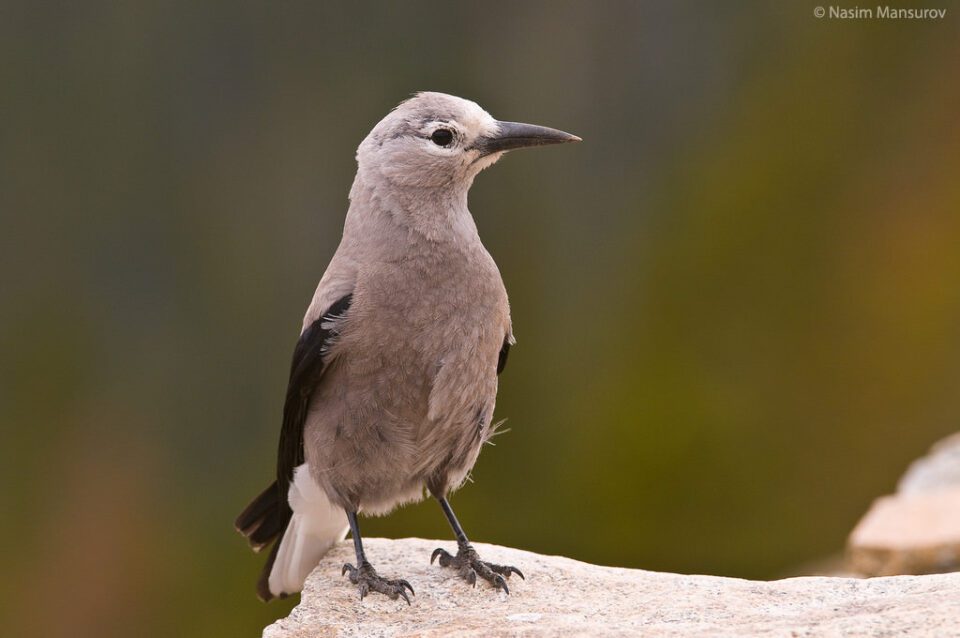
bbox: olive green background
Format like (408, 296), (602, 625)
(3, 2), (959, 636)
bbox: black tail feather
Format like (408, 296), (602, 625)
(248, 511), (286, 549)
(235, 482), (278, 537)
(236, 481), (292, 601)
(256, 539), (288, 602)
(235, 482), (286, 551)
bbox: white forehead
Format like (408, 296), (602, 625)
(398, 92), (492, 124)
(372, 92), (498, 139)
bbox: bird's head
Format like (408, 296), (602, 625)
(356, 92), (580, 191)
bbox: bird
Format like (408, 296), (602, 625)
(235, 92), (580, 603)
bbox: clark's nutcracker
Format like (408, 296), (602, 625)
(235, 92), (580, 603)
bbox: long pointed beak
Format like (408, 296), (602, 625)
(477, 121), (581, 156)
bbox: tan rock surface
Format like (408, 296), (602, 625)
(263, 538), (960, 637)
(848, 433), (960, 576)
(849, 488), (960, 576)
(898, 432), (960, 495)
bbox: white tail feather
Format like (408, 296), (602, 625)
(268, 464), (349, 598)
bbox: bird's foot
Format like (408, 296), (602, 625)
(430, 543), (524, 594)
(341, 560), (414, 604)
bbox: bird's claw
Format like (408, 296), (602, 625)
(430, 547), (450, 566)
(430, 544), (523, 594)
(341, 561), (414, 604)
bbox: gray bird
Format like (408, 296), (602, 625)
(235, 92), (580, 603)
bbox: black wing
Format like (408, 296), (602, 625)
(276, 293), (353, 492)
(497, 335), (511, 375)
(234, 293), (353, 601)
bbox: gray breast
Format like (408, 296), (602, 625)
(303, 244), (510, 512)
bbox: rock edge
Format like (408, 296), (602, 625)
(263, 537), (960, 638)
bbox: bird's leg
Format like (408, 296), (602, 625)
(430, 496), (524, 594)
(341, 511), (414, 604)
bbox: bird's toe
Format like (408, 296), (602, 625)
(431, 544), (522, 594)
(430, 547), (455, 567)
(341, 561), (414, 604)
(489, 563), (525, 580)
(396, 579), (415, 597)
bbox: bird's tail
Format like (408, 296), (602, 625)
(234, 466), (349, 601)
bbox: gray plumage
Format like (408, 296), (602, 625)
(236, 92), (579, 602)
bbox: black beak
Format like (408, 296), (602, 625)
(477, 121), (581, 156)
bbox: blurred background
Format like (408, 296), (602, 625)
(3, 1), (960, 635)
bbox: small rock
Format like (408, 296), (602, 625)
(849, 488), (960, 576)
(263, 537), (960, 637)
(848, 433), (960, 576)
(898, 432), (960, 495)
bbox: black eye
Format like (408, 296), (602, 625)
(431, 128), (454, 147)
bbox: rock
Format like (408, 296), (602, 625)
(848, 433), (960, 576)
(898, 432), (960, 495)
(263, 538), (960, 637)
(848, 488), (960, 575)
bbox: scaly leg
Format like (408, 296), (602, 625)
(341, 511), (415, 604)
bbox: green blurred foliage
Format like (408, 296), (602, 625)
(2, 1), (959, 636)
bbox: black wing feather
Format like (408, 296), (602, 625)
(277, 293), (353, 491)
(235, 292), (353, 601)
(497, 336), (511, 375)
